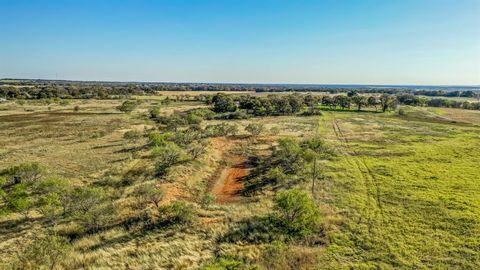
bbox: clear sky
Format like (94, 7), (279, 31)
(1, 0), (479, 85)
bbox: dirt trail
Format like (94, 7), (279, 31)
(210, 155), (251, 204)
(332, 118), (384, 232)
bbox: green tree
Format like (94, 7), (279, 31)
(117, 100), (138, 113)
(273, 189), (321, 237)
(36, 177), (73, 216)
(153, 143), (185, 177)
(212, 94), (237, 113)
(134, 182), (164, 208)
(17, 233), (72, 270)
(380, 94), (397, 112)
(352, 95), (368, 111)
(367, 96), (379, 111)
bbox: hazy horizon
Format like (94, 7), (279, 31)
(1, 0), (479, 85)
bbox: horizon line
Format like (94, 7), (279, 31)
(2, 78), (480, 88)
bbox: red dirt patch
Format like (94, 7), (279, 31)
(211, 155), (251, 204)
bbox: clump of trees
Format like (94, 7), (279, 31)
(222, 189), (322, 243)
(243, 136), (334, 195)
(117, 100), (140, 113)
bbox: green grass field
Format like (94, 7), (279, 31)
(316, 109), (480, 269)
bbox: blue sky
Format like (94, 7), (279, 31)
(1, 0), (479, 85)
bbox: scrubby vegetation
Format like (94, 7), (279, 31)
(0, 92), (479, 269)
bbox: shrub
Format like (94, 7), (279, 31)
(148, 132), (173, 147)
(134, 182), (164, 208)
(124, 130), (142, 142)
(157, 201), (196, 226)
(205, 123), (239, 137)
(73, 105), (80, 112)
(245, 123), (264, 137)
(153, 142), (185, 177)
(187, 140), (208, 160)
(1, 162), (45, 185)
(78, 201), (116, 233)
(4, 183), (31, 218)
(69, 186), (107, 215)
(37, 192), (62, 223)
(149, 106), (161, 119)
(36, 177), (73, 215)
(201, 192), (215, 209)
(16, 233), (72, 270)
(117, 100), (139, 113)
(273, 189), (321, 237)
(301, 106), (323, 116)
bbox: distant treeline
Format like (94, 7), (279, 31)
(1, 80), (479, 100)
(1, 81), (479, 111)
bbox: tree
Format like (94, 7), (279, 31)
(36, 177), (73, 216)
(367, 96), (379, 111)
(79, 201), (116, 232)
(301, 137), (334, 197)
(70, 186), (107, 215)
(134, 182), (164, 208)
(347, 90), (358, 97)
(17, 233), (72, 270)
(334, 95), (351, 110)
(380, 94), (397, 112)
(212, 94), (237, 113)
(352, 95), (367, 111)
(245, 123), (264, 137)
(273, 189), (321, 237)
(117, 100), (138, 113)
(153, 143), (185, 177)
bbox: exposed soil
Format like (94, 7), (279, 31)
(210, 155), (251, 204)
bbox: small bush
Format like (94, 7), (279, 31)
(201, 192), (215, 209)
(245, 123), (264, 137)
(148, 132), (173, 147)
(16, 233), (72, 270)
(117, 100), (139, 113)
(124, 130), (142, 142)
(152, 143), (185, 177)
(149, 106), (161, 118)
(1, 162), (45, 185)
(157, 201), (196, 226)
